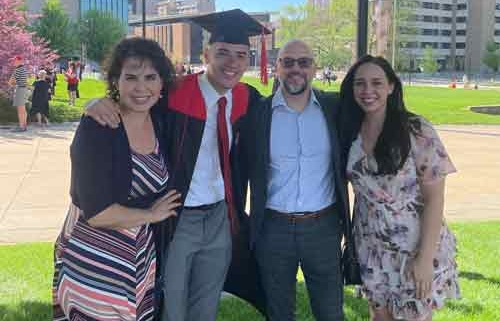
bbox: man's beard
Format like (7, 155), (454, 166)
(282, 74), (308, 95)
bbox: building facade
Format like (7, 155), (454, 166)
(129, 10), (277, 66)
(373, 0), (500, 74)
(156, 0), (215, 16)
(80, 0), (129, 24)
(26, 0), (128, 24)
(307, 0), (331, 9)
(129, 0), (214, 64)
(128, 0), (160, 15)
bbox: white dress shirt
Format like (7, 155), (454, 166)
(184, 73), (233, 206)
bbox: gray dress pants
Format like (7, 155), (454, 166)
(255, 208), (344, 321)
(162, 201), (232, 321)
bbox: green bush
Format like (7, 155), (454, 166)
(48, 102), (83, 123)
(0, 93), (18, 124)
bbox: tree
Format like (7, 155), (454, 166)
(371, 0), (419, 71)
(421, 46), (439, 74)
(277, 0), (356, 69)
(78, 10), (126, 63)
(482, 41), (500, 72)
(31, 0), (79, 57)
(0, 0), (58, 95)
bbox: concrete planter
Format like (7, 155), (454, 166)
(470, 106), (500, 115)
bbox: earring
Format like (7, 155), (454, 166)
(107, 84), (120, 102)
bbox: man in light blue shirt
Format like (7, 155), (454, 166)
(244, 39), (350, 321)
(267, 86), (335, 213)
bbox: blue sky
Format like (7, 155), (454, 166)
(216, 0), (305, 13)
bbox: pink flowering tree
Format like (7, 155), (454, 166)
(0, 0), (58, 96)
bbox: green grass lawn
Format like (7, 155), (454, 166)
(48, 76), (106, 123)
(244, 77), (500, 125)
(1, 75), (499, 125)
(0, 75), (104, 124)
(1, 222), (499, 320)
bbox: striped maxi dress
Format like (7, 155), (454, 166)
(53, 142), (168, 321)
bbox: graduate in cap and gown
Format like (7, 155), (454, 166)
(84, 9), (271, 321)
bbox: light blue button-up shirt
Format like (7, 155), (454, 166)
(266, 88), (335, 213)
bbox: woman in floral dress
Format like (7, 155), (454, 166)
(339, 56), (460, 321)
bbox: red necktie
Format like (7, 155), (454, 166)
(217, 97), (237, 232)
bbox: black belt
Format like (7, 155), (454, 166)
(184, 200), (224, 211)
(267, 204), (336, 222)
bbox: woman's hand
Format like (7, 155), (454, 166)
(150, 190), (182, 223)
(408, 254), (434, 299)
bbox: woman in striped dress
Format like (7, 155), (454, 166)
(53, 37), (180, 321)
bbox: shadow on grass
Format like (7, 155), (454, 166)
(217, 282), (370, 321)
(445, 300), (484, 316)
(459, 271), (500, 286)
(0, 123), (78, 143)
(0, 301), (51, 321)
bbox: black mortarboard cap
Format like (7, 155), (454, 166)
(189, 9), (271, 46)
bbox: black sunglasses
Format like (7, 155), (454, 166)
(279, 57), (314, 69)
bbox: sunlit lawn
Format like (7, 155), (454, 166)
(1, 222), (499, 320)
(244, 77), (500, 125)
(2, 75), (498, 125)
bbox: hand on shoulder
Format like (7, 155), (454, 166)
(84, 97), (121, 128)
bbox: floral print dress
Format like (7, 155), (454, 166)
(346, 117), (460, 320)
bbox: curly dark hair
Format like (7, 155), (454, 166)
(339, 55), (421, 175)
(103, 37), (176, 106)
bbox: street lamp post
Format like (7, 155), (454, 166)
(142, 0), (146, 37)
(391, 0), (398, 67)
(357, 0), (369, 59)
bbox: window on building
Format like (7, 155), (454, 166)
(423, 15), (439, 22)
(456, 30), (466, 36)
(442, 4), (452, 11)
(456, 43), (466, 49)
(457, 17), (466, 23)
(496, 17), (500, 23)
(404, 42), (418, 48)
(421, 42), (438, 49)
(496, 4), (500, 10)
(441, 17), (452, 23)
(422, 2), (433, 9)
(457, 4), (467, 10)
(82, 0), (91, 14)
(441, 43), (450, 49)
(495, 30), (500, 36)
(422, 29), (434, 36)
(128, 0), (136, 14)
(441, 30), (451, 36)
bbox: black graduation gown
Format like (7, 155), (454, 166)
(153, 73), (267, 319)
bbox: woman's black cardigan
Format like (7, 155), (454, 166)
(69, 104), (172, 318)
(69, 104), (170, 218)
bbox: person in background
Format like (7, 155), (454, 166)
(44, 67), (55, 100)
(8, 55), (29, 132)
(30, 69), (51, 127)
(52, 37), (181, 321)
(64, 63), (79, 106)
(340, 55), (460, 321)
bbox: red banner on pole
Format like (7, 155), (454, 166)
(260, 29), (268, 85)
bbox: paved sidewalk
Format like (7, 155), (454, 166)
(0, 123), (499, 244)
